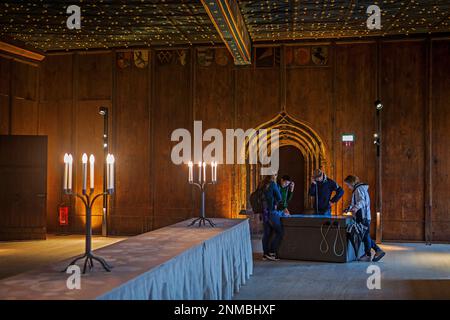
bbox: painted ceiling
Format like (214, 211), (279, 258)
(0, 0), (449, 52)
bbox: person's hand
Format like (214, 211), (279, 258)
(350, 207), (358, 213)
(289, 182), (295, 192)
(283, 208), (290, 215)
(311, 176), (317, 184)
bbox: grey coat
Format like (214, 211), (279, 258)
(350, 184), (371, 221)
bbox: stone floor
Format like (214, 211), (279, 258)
(1, 235), (449, 299)
(0, 234), (126, 280)
(235, 242), (450, 300)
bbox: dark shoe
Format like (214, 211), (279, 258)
(372, 250), (386, 262)
(358, 254), (371, 262)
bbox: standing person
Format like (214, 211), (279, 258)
(309, 169), (344, 216)
(257, 174), (289, 261)
(344, 175), (386, 262)
(278, 175), (295, 214)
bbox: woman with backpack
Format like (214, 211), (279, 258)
(253, 174), (289, 261)
(344, 175), (385, 262)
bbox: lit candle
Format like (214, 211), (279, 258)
(81, 153), (87, 193)
(376, 211), (382, 243)
(198, 161), (202, 183)
(106, 154), (111, 190)
(63, 153), (69, 190)
(68, 154), (73, 191)
(202, 162), (206, 183)
(213, 161), (218, 182)
(89, 154), (95, 191)
(111, 155), (115, 191)
(376, 212), (381, 229)
(188, 161), (193, 183)
(106, 154), (115, 191)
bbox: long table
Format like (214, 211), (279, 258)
(0, 218), (253, 300)
(278, 214), (364, 263)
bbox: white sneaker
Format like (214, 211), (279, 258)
(263, 254), (277, 261)
(269, 253), (280, 261)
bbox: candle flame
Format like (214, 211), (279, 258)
(106, 154), (115, 164)
(68, 154), (73, 163)
(64, 153), (69, 163)
(82, 153), (88, 163)
(188, 161), (193, 167)
(89, 154), (95, 164)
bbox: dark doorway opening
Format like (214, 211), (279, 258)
(278, 145), (305, 214)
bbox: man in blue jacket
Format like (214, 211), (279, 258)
(309, 169), (344, 216)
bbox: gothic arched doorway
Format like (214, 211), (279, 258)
(235, 111), (331, 214)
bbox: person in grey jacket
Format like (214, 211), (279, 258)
(344, 175), (385, 262)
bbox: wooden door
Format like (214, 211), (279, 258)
(0, 135), (47, 240)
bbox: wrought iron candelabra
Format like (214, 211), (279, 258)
(188, 180), (217, 228)
(63, 189), (113, 273)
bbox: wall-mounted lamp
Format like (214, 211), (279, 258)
(373, 133), (380, 146)
(99, 107), (109, 236)
(375, 99), (383, 111)
(98, 107), (108, 116)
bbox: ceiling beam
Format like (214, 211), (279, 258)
(201, 0), (252, 65)
(0, 41), (45, 62)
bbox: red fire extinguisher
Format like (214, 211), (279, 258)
(58, 204), (69, 226)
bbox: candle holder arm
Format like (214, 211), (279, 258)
(90, 192), (109, 208)
(65, 191), (89, 208)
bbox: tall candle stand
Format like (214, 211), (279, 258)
(62, 152), (115, 274)
(188, 179), (217, 227)
(63, 190), (113, 273)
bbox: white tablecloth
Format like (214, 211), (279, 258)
(97, 218), (253, 300)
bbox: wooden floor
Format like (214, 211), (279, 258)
(235, 242), (450, 300)
(0, 234), (126, 280)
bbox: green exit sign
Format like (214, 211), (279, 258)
(342, 133), (355, 142)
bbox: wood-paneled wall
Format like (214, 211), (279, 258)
(431, 40), (450, 242)
(381, 41), (427, 240)
(1, 36), (449, 241)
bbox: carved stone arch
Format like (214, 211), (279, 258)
(235, 111), (331, 213)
